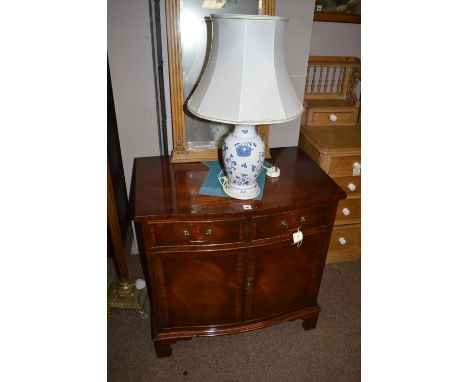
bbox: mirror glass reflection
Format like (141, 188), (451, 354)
(180, 0), (261, 150)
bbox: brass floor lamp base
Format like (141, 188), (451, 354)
(107, 278), (148, 319)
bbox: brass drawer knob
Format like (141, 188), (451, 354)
(206, 229), (213, 236)
(183, 229), (190, 236)
(281, 220), (289, 229)
(300, 216), (306, 223)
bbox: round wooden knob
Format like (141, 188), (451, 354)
(338, 237), (347, 245)
(342, 208), (351, 216)
(329, 113), (338, 122)
(347, 183), (356, 191)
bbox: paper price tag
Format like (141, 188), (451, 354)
(293, 230), (303, 245)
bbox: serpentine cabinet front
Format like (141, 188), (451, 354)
(131, 147), (346, 357)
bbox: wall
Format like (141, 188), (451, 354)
(269, 0), (316, 148)
(108, 0), (161, 194)
(310, 21), (361, 58)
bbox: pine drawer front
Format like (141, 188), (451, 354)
(252, 205), (334, 240)
(148, 219), (245, 247)
(306, 109), (357, 126)
(333, 176), (361, 197)
(329, 224), (361, 252)
(335, 199), (361, 225)
(329, 155), (361, 177)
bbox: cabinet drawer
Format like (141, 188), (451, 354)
(307, 110), (356, 126)
(328, 224), (361, 252)
(333, 176), (361, 196)
(252, 204), (334, 240)
(148, 219), (245, 247)
(329, 155), (361, 177)
(335, 199), (361, 225)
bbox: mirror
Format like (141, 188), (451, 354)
(166, 0), (275, 162)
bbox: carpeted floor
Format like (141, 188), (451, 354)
(108, 253), (360, 382)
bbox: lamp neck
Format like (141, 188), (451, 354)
(232, 124), (257, 139)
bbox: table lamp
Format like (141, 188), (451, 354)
(187, 14), (303, 199)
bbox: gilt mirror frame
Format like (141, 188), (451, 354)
(166, 0), (275, 163)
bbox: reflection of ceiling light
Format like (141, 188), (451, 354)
(181, 10), (205, 48)
(202, 0), (227, 9)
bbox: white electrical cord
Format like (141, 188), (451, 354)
(217, 170), (229, 189)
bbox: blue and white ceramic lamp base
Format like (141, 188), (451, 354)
(222, 124), (265, 200)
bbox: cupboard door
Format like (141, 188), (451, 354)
(244, 232), (328, 320)
(153, 249), (245, 328)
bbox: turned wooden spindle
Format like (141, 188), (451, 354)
(311, 66), (317, 94)
(330, 66), (336, 94)
(323, 65), (330, 94)
(345, 67), (355, 100)
(304, 65), (311, 94)
(337, 66), (345, 95)
(317, 65), (323, 94)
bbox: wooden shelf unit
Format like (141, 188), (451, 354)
(300, 56), (361, 263)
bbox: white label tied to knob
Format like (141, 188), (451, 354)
(329, 113), (338, 122)
(293, 229), (303, 247)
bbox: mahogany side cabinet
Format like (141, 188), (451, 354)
(131, 147), (346, 357)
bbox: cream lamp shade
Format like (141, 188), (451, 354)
(188, 14), (303, 200)
(187, 14), (303, 125)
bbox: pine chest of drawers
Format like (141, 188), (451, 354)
(131, 147), (346, 357)
(299, 125), (361, 263)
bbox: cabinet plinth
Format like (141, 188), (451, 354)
(131, 147), (346, 357)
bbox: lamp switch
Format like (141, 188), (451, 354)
(266, 166), (280, 178)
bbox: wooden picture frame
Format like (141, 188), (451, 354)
(313, 0), (360, 24)
(166, 0), (275, 163)
(314, 12), (360, 24)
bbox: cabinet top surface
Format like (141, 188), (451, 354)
(301, 125), (361, 154)
(131, 147), (346, 220)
